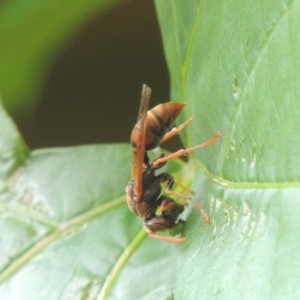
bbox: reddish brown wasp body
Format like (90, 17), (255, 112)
(126, 84), (221, 243)
(131, 102), (185, 152)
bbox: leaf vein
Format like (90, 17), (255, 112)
(0, 195), (125, 284)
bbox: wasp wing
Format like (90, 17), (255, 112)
(132, 84), (151, 199)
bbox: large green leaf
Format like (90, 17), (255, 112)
(1, 0), (300, 299)
(0, 102), (180, 299)
(0, 95), (187, 299)
(156, 0), (300, 299)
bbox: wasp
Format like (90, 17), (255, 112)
(126, 84), (221, 242)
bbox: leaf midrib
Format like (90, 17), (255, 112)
(194, 158), (300, 188)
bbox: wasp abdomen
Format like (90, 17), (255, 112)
(131, 102), (185, 151)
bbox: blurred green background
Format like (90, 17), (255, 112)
(2, 0), (177, 150)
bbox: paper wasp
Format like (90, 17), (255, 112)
(126, 84), (221, 242)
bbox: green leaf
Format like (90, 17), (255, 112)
(0, 95), (186, 299)
(0, 111), (156, 298)
(0, 0), (123, 112)
(156, 0), (300, 299)
(1, 0), (300, 299)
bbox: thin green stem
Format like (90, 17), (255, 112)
(97, 229), (147, 300)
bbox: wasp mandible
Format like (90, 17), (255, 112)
(126, 84), (221, 242)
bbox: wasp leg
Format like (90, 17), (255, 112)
(187, 197), (210, 224)
(159, 198), (188, 211)
(161, 116), (194, 143)
(149, 219), (186, 243)
(173, 180), (193, 193)
(151, 153), (167, 170)
(156, 173), (210, 224)
(164, 189), (210, 224)
(144, 197), (186, 243)
(156, 172), (192, 198)
(153, 131), (222, 168)
(148, 233), (186, 243)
